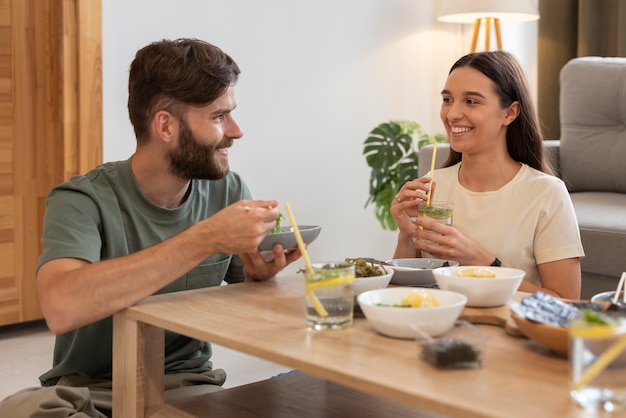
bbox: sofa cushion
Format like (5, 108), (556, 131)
(570, 192), (626, 278)
(559, 57), (626, 193)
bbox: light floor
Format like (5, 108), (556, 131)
(0, 320), (291, 401)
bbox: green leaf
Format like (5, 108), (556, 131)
(362, 120), (448, 231)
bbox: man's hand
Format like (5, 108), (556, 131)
(240, 245), (303, 281)
(201, 200), (282, 255)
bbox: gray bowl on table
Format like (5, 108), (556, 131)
(385, 258), (459, 286)
(590, 291), (626, 306)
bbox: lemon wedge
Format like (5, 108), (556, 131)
(569, 324), (616, 339)
(401, 290), (441, 307)
(457, 268), (496, 278)
(569, 312), (620, 338)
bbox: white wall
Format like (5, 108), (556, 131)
(102, 0), (537, 275)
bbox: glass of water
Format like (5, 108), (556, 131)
(304, 261), (355, 331)
(569, 312), (626, 412)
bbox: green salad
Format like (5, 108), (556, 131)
(271, 213), (285, 234)
(345, 257), (385, 277)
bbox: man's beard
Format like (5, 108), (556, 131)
(168, 118), (233, 180)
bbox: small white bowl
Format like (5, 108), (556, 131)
(357, 287), (467, 339)
(385, 258), (459, 286)
(433, 266), (525, 308)
(353, 266), (394, 296)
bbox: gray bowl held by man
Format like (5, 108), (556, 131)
(385, 258), (459, 286)
(258, 225), (321, 252)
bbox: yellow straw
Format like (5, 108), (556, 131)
(284, 202), (313, 274)
(283, 202), (328, 317)
(572, 333), (626, 390)
(426, 142), (437, 205)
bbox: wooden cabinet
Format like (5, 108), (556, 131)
(0, 0), (102, 326)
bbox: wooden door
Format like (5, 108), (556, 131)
(0, 0), (102, 326)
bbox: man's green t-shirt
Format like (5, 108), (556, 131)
(38, 158), (252, 386)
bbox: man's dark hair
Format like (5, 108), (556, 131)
(128, 38), (241, 143)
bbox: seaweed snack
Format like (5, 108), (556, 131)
(511, 292), (603, 327)
(417, 321), (485, 369)
(513, 292), (580, 326)
(421, 338), (481, 369)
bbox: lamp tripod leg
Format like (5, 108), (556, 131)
(485, 17), (492, 51)
(471, 19), (480, 53)
(495, 18), (502, 50)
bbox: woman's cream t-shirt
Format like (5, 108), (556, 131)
(431, 163), (585, 286)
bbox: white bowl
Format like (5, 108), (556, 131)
(433, 266), (525, 308)
(353, 266), (394, 296)
(357, 287), (467, 339)
(385, 258), (459, 286)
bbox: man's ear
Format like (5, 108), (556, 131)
(153, 110), (178, 143)
(503, 101), (520, 126)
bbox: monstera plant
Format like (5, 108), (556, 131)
(363, 120), (448, 231)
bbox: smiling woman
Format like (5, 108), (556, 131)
(391, 50), (584, 301)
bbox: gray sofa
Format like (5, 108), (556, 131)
(418, 57), (626, 299)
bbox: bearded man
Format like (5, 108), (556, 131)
(0, 38), (301, 417)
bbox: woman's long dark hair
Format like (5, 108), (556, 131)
(442, 51), (553, 175)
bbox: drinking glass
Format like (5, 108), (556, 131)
(305, 262), (355, 331)
(416, 201), (453, 256)
(570, 315), (626, 412)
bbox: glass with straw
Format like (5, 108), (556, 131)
(416, 143), (454, 253)
(569, 309), (626, 412)
(418, 142), (453, 225)
(284, 202), (355, 330)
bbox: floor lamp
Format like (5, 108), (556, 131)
(437, 0), (540, 52)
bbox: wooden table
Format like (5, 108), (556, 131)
(112, 276), (594, 418)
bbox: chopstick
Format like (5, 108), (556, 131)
(612, 272), (626, 305)
(426, 142), (437, 206)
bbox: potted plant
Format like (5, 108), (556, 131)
(363, 120), (448, 230)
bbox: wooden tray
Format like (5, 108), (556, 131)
(459, 292), (529, 337)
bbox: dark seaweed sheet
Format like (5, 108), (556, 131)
(515, 292), (601, 327)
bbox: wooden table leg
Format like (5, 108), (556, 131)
(113, 311), (165, 418)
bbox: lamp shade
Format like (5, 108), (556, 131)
(437, 0), (539, 23)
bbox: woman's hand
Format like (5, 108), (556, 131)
(411, 216), (493, 266)
(390, 178), (431, 234)
(390, 178), (432, 258)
